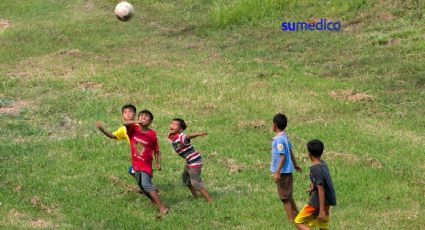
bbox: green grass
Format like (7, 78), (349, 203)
(1, 0), (424, 229)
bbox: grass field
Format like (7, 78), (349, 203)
(1, 0), (424, 229)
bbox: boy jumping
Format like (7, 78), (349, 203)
(168, 118), (212, 203)
(294, 139), (337, 230)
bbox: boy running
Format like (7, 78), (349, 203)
(294, 139), (337, 230)
(168, 118), (212, 203)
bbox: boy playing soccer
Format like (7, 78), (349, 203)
(294, 139), (337, 230)
(168, 118), (212, 203)
(95, 104), (137, 177)
(124, 110), (168, 215)
(270, 113), (302, 222)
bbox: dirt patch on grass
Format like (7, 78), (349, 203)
(364, 157), (383, 169)
(108, 175), (122, 185)
(327, 151), (383, 169)
(343, 20), (362, 33)
(0, 100), (28, 116)
(238, 119), (266, 129)
(385, 38), (401, 46)
(15, 185), (22, 192)
(330, 90), (373, 102)
(200, 103), (217, 115)
(30, 219), (53, 228)
(59, 114), (77, 130)
(79, 81), (102, 90)
(0, 19), (11, 31)
(31, 196), (58, 214)
(203, 52), (222, 65)
(327, 151), (360, 163)
(218, 157), (245, 173)
(7, 49), (110, 79)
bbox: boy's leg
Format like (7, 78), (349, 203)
(294, 204), (319, 230)
(198, 187), (212, 203)
(277, 174), (295, 222)
(137, 172), (168, 215)
(189, 167), (212, 203)
(182, 167), (198, 198)
(291, 198), (299, 215)
(282, 200), (296, 222)
(187, 185), (198, 198)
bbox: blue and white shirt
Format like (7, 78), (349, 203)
(270, 132), (294, 174)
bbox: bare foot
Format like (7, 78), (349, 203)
(156, 207), (169, 218)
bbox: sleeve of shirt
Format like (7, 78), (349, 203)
(112, 126), (127, 141)
(311, 167), (325, 185)
(276, 139), (289, 156)
(180, 134), (191, 145)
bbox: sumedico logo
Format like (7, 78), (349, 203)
(281, 18), (342, 32)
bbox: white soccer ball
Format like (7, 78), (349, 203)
(114, 2), (134, 22)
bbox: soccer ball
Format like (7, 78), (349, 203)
(114, 2), (134, 22)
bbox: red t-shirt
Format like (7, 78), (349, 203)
(126, 124), (159, 176)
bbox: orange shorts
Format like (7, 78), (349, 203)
(294, 204), (330, 229)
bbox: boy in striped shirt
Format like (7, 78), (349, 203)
(168, 118), (212, 203)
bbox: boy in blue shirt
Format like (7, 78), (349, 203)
(270, 113), (302, 222)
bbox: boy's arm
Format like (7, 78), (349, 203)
(122, 120), (139, 126)
(95, 121), (117, 139)
(186, 132), (208, 139)
(154, 151), (161, 171)
(274, 155), (286, 182)
(317, 184), (327, 221)
(290, 148), (302, 173)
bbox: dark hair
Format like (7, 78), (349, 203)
(121, 104), (137, 114)
(307, 139), (324, 157)
(138, 110), (154, 121)
(173, 118), (187, 130)
(273, 113), (287, 130)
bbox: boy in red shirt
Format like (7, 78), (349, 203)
(125, 110), (168, 216)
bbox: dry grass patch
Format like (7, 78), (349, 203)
(218, 157), (245, 173)
(326, 151), (360, 163)
(78, 81), (102, 90)
(0, 100), (28, 116)
(330, 89), (373, 102)
(238, 119), (266, 129)
(0, 19), (11, 32)
(7, 49), (109, 79)
(31, 196), (59, 214)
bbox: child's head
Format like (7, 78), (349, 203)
(122, 104), (137, 121)
(272, 113), (287, 132)
(138, 110), (154, 127)
(169, 118), (186, 134)
(307, 139), (324, 159)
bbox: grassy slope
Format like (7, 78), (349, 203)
(1, 0), (424, 229)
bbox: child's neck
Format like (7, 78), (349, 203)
(141, 126), (150, 131)
(311, 157), (322, 165)
(275, 129), (285, 135)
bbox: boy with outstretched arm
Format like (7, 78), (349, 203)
(294, 139), (337, 230)
(124, 110), (168, 216)
(270, 113), (302, 222)
(168, 118), (212, 203)
(95, 104), (137, 177)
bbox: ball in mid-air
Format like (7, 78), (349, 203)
(115, 2), (134, 22)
